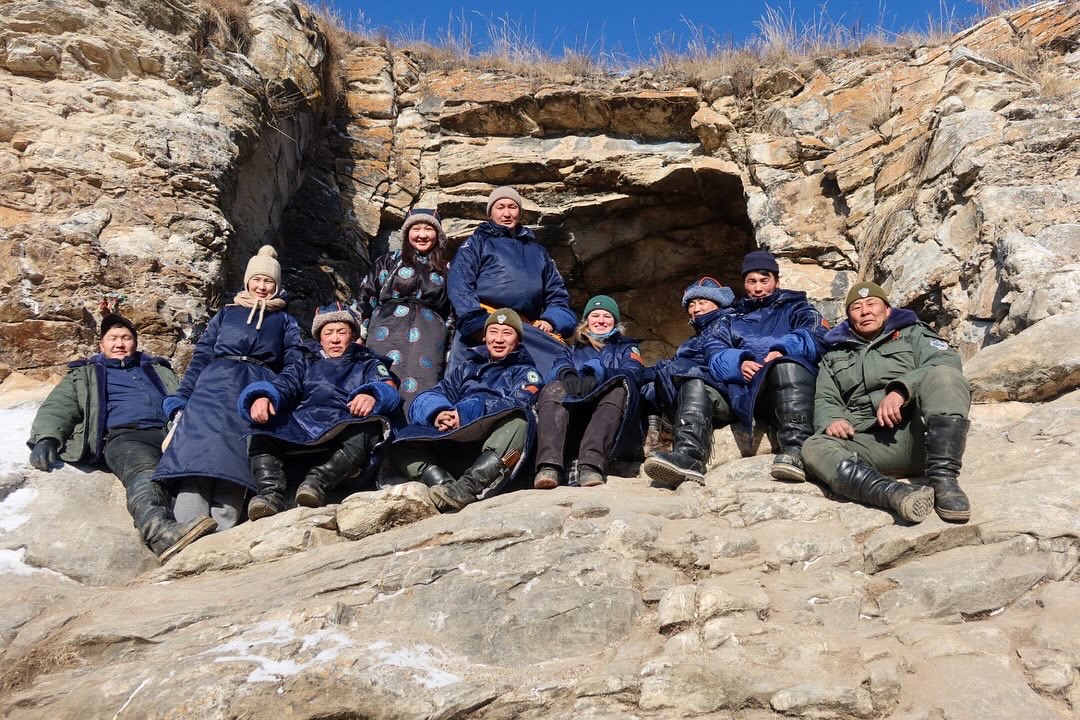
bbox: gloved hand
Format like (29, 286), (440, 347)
(564, 374), (597, 396)
(29, 438), (60, 471)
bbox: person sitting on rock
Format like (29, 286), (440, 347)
(154, 246), (304, 531)
(391, 308), (542, 512)
(447, 186), (576, 378)
(641, 277), (736, 489)
(802, 282), (972, 524)
(27, 314), (215, 562)
(534, 295), (646, 489)
(238, 303), (402, 518)
(356, 208), (453, 414)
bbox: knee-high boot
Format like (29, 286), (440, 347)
(125, 470), (216, 562)
(295, 435), (371, 508)
(923, 415), (971, 522)
(829, 457), (936, 523)
(766, 363), (816, 482)
(429, 450), (512, 512)
(247, 453), (288, 520)
(642, 379), (713, 489)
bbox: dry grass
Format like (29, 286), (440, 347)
(192, 0), (252, 55)
(307, 1), (363, 111)
(0, 640), (83, 693)
(983, 36), (1080, 99)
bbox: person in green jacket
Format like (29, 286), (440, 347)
(802, 282), (972, 523)
(27, 314), (217, 561)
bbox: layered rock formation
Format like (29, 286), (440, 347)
(2, 1), (1080, 718)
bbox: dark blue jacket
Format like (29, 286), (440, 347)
(154, 304), (304, 491)
(650, 308), (732, 413)
(706, 289), (827, 429)
(238, 342), (401, 446)
(448, 222), (576, 339)
(550, 334), (647, 459)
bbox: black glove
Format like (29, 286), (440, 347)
(564, 374), (598, 396)
(29, 438), (60, 472)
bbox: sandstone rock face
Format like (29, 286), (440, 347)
(1, 381), (1078, 718)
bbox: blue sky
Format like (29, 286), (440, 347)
(329, 1), (989, 60)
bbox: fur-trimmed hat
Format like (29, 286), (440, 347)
(100, 313), (137, 339)
(401, 208), (448, 248)
(486, 186), (523, 215)
(582, 294), (620, 323)
(844, 281), (891, 309)
(311, 302), (360, 338)
(484, 307), (524, 338)
(682, 277), (735, 309)
(244, 245), (281, 287)
(740, 250), (780, 277)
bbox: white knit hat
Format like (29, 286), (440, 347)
(244, 245), (281, 287)
(401, 209), (447, 247)
(486, 186), (523, 215)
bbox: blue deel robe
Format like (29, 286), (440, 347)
(153, 303), (304, 492)
(648, 307), (732, 418)
(394, 344), (543, 496)
(706, 289), (827, 430)
(447, 221), (575, 377)
(548, 334), (647, 460)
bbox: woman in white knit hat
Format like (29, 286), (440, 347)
(355, 208), (452, 414)
(446, 186), (576, 378)
(154, 245), (304, 532)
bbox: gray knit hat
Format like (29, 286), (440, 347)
(486, 186), (523, 215)
(401, 208), (448, 248)
(682, 277), (735, 309)
(311, 302), (360, 338)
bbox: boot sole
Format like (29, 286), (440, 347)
(158, 517), (217, 564)
(533, 472), (560, 490)
(294, 487), (323, 508)
(770, 462), (806, 483)
(936, 506), (971, 522)
(247, 497), (283, 520)
(642, 457), (703, 490)
(898, 487), (936, 523)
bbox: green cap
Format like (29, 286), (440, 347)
(845, 281), (891, 309)
(581, 294), (620, 323)
(484, 307), (524, 338)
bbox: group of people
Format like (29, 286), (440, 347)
(26, 186), (974, 563)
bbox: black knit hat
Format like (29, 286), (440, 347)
(741, 250), (780, 277)
(99, 314), (137, 339)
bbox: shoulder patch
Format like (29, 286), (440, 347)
(526, 370), (541, 384)
(631, 346), (640, 355)
(377, 364), (390, 376)
(928, 339), (950, 350)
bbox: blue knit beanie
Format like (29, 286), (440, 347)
(682, 277), (735, 309)
(741, 250), (780, 277)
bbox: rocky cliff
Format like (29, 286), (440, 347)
(1, 1), (1079, 718)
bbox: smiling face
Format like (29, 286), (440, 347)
(489, 199), (521, 228)
(686, 298), (720, 320)
(485, 323), (519, 360)
(407, 221), (438, 255)
(99, 327), (137, 360)
(319, 322), (356, 357)
(247, 274), (277, 299)
(848, 297), (892, 339)
(743, 271), (779, 299)
(586, 309), (615, 335)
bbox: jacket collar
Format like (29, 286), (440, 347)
(824, 308), (919, 346)
(690, 308), (726, 334)
(736, 288), (806, 312)
(465, 344), (534, 367)
(475, 221), (536, 242)
(75, 351), (170, 370)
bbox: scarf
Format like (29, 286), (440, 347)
(233, 291), (286, 330)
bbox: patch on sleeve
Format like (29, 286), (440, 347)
(526, 370), (541, 384)
(377, 364), (390, 376)
(928, 339), (950, 350)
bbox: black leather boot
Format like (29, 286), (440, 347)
(829, 457), (936, 523)
(420, 464), (455, 487)
(247, 453), (288, 520)
(429, 450), (511, 512)
(643, 379), (713, 489)
(766, 363), (816, 482)
(125, 470), (216, 562)
(295, 438), (369, 508)
(924, 415), (971, 522)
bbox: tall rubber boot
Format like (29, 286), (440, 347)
(767, 363), (816, 483)
(247, 453), (288, 520)
(829, 457), (936, 523)
(295, 436), (369, 508)
(642, 379), (713, 489)
(429, 449), (512, 512)
(125, 470), (216, 562)
(923, 415), (971, 522)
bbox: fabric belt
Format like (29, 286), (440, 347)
(219, 355), (269, 367)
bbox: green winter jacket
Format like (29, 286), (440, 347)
(28, 353), (179, 464)
(814, 308), (966, 432)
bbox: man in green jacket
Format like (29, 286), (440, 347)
(27, 314), (216, 561)
(802, 282), (972, 523)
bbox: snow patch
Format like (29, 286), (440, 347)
(0, 547), (71, 580)
(0, 487), (38, 533)
(0, 407), (37, 478)
(367, 642), (462, 689)
(202, 620), (352, 683)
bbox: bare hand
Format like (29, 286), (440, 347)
(348, 393), (376, 417)
(764, 350), (784, 364)
(876, 390), (906, 428)
(741, 360), (763, 382)
(533, 319), (554, 334)
(250, 397), (275, 424)
(824, 419), (856, 439)
(435, 410), (460, 432)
